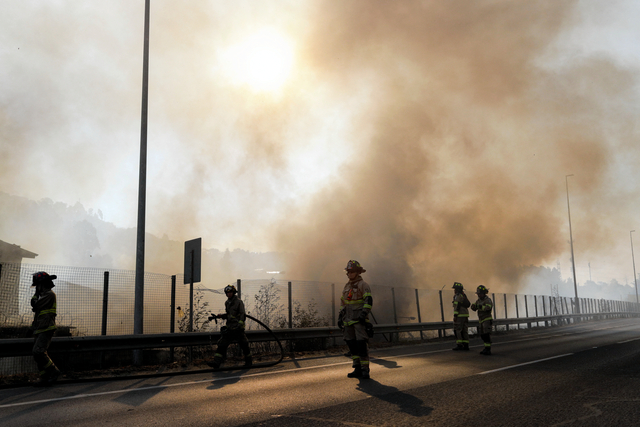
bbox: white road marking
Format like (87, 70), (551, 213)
(477, 353), (573, 375)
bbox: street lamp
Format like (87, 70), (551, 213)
(631, 230), (638, 303)
(566, 174), (579, 313)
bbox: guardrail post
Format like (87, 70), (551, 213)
(415, 289), (424, 340)
(525, 295), (531, 329)
(170, 275), (176, 363)
(438, 290), (445, 338)
(534, 295), (539, 327)
(543, 295), (548, 327)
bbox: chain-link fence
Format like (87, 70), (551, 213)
(3, 261), (639, 376)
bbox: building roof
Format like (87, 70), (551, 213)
(0, 240), (38, 262)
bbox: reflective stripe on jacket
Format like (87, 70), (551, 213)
(473, 295), (493, 323)
(341, 277), (372, 325)
(32, 290), (57, 335)
(225, 295), (247, 330)
(452, 293), (470, 318)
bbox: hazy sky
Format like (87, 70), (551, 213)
(2, 1), (639, 290)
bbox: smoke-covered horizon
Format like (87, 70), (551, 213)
(2, 1), (639, 292)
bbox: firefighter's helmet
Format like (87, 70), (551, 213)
(345, 260), (366, 273)
(224, 284), (237, 294)
(31, 271), (57, 288)
(476, 285), (489, 294)
(452, 282), (464, 290)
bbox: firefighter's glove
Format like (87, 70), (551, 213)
(365, 322), (374, 338)
(337, 319), (344, 330)
(358, 311), (368, 322)
(217, 313), (228, 320)
(470, 304), (477, 311)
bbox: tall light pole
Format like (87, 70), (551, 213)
(134, 0), (150, 365)
(631, 230), (638, 303)
(566, 174), (579, 313)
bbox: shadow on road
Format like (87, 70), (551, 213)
(356, 378), (432, 417)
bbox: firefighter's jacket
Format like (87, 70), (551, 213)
(340, 276), (373, 326)
(452, 292), (470, 319)
(471, 295), (493, 324)
(31, 289), (57, 335)
(224, 295), (246, 331)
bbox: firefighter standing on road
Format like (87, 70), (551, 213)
(338, 260), (373, 379)
(30, 271), (61, 386)
(470, 285), (494, 355)
(452, 282), (471, 351)
(207, 285), (252, 370)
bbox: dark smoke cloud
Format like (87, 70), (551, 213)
(271, 1), (640, 290)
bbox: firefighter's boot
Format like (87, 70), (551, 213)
(207, 353), (223, 370)
(347, 366), (363, 378)
(462, 343), (470, 351)
(47, 367), (61, 385)
(361, 367), (371, 379)
(480, 347), (492, 355)
(243, 355), (253, 367)
(452, 344), (464, 351)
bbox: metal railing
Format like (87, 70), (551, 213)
(2, 311), (637, 359)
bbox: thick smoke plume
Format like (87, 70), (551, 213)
(1, 1), (639, 294)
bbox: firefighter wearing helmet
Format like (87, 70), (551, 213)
(338, 260), (373, 379)
(29, 271), (61, 386)
(470, 285), (494, 355)
(207, 284), (252, 369)
(451, 282), (471, 351)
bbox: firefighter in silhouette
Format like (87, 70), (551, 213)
(470, 285), (494, 355)
(207, 284), (252, 369)
(29, 271), (61, 386)
(452, 282), (471, 351)
(338, 260), (373, 379)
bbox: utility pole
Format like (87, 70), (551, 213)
(133, 0), (151, 365)
(631, 230), (638, 303)
(565, 174), (579, 313)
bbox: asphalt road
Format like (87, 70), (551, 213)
(1, 318), (639, 427)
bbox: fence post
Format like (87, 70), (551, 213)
(515, 294), (519, 330)
(288, 281), (293, 329)
(101, 271), (109, 336)
(492, 293), (497, 326)
(170, 275), (176, 363)
(534, 296), (539, 327)
(504, 294), (509, 331)
(415, 289), (424, 340)
(525, 295), (531, 329)
(543, 296), (548, 327)
(237, 279), (241, 299)
(391, 287), (398, 342)
(438, 290), (445, 338)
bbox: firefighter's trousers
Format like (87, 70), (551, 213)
(344, 323), (369, 373)
(453, 316), (469, 345)
(213, 328), (251, 364)
(32, 330), (58, 377)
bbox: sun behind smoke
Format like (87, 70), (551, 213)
(218, 28), (295, 93)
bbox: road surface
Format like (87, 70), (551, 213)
(1, 318), (639, 426)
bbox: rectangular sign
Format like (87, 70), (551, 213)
(183, 238), (202, 284)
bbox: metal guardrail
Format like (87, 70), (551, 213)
(1, 312), (637, 358)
